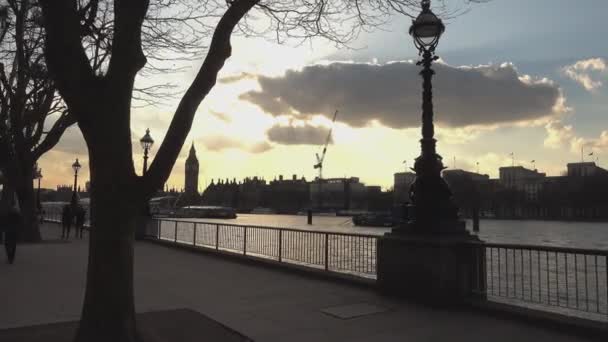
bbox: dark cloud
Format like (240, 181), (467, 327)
(266, 123), (333, 145)
(240, 61), (563, 128)
(200, 135), (272, 153)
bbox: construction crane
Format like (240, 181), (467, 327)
(313, 110), (338, 209)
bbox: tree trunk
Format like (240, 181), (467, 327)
(72, 91), (143, 340)
(74, 163), (141, 342)
(15, 166), (42, 242)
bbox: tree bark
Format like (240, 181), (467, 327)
(74, 108), (141, 342)
(14, 166), (41, 242)
(75, 198), (138, 342)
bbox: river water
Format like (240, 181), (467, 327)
(173, 214), (608, 250)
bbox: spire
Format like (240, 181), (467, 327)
(186, 142), (198, 164)
(189, 142), (197, 158)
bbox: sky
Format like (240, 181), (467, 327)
(38, 0), (608, 191)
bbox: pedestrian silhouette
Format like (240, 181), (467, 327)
(61, 204), (73, 239)
(75, 206), (86, 239)
(3, 205), (21, 264)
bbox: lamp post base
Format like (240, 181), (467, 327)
(377, 221), (486, 305)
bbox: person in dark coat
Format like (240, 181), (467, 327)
(61, 204), (73, 239)
(75, 206), (86, 239)
(4, 206), (21, 264)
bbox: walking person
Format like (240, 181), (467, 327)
(3, 205), (21, 264)
(75, 206), (86, 239)
(61, 204), (73, 239)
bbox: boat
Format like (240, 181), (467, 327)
(251, 207), (276, 214)
(296, 209), (337, 216)
(336, 209), (368, 217)
(352, 212), (395, 227)
(170, 206), (237, 219)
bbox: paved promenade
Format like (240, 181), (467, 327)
(0, 223), (597, 341)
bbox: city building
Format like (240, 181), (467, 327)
(393, 172), (416, 205)
(264, 175), (309, 213)
(175, 144), (202, 207)
(185, 143), (199, 194)
(567, 162), (608, 177)
(499, 166), (546, 201)
(309, 177), (367, 210)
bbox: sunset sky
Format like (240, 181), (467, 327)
(39, 0), (608, 191)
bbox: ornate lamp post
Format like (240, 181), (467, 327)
(34, 163), (42, 210)
(72, 158), (81, 205)
(377, 1), (483, 303)
(404, 0), (462, 233)
(140, 128), (154, 175)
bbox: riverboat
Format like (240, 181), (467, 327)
(352, 212), (395, 227)
(170, 206), (237, 219)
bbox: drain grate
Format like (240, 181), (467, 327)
(321, 303), (389, 320)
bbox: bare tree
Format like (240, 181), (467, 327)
(0, 0), (204, 242)
(38, 0), (484, 340)
(0, 0), (73, 241)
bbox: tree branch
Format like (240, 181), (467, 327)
(39, 0), (95, 110)
(143, 0), (259, 196)
(106, 0), (149, 83)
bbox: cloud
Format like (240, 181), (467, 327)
(210, 110), (232, 123)
(562, 58), (606, 91)
(200, 135), (272, 153)
(544, 120), (576, 149)
(266, 122), (333, 145)
(218, 72), (256, 84)
(240, 61), (564, 129)
(52, 126), (88, 155)
(544, 119), (608, 154)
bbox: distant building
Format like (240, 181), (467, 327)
(235, 176), (267, 212)
(443, 169), (489, 182)
(265, 175), (309, 213)
(499, 166), (546, 201)
(567, 162), (608, 177)
(175, 144), (202, 207)
(442, 169), (489, 217)
(393, 172), (416, 205)
(185, 143), (199, 194)
(310, 177), (367, 210)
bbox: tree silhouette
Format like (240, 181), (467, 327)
(38, 0), (485, 340)
(0, 1), (73, 241)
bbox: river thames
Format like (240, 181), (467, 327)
(172, 213), (608, 250)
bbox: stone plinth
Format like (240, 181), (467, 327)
(377, 221), (486, 305)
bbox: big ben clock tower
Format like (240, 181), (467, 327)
(184, 143), (199, 194)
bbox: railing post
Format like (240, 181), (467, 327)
(278, 229), (282, 262)
(174, 221), (178, 243)
(193, 222), (197, 246)
(243, 226), (247, 255)
(157, 219), (161, 239)
(325, 233), (329, 271)
(216, 224), (219, 250)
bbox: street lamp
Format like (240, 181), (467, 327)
(34, 163), (42, 210)
(405, 0), (461, 233)
(140, 128), (154, 175)
(72, 158), (81, 205)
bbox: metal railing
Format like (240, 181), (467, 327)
(471, 243), (608, 321)
(133, 217), (608, 321)
(151, 218), (378, 279)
